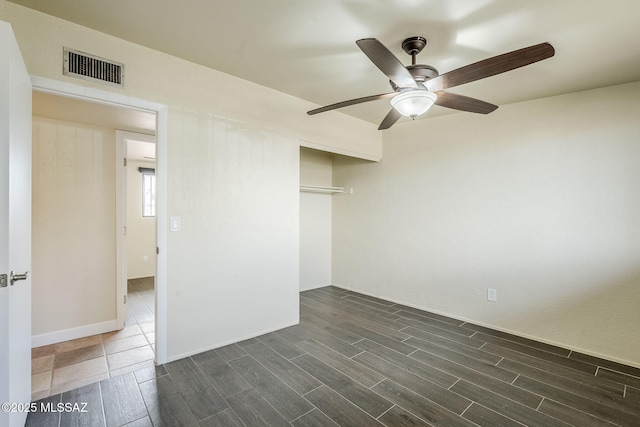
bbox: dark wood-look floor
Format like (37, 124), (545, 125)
(26, 286), (640, 426)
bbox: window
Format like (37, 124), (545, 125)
(140, 167), (155, 217)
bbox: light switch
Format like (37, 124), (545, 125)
(170, 216), (181, 232)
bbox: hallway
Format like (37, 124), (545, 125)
(30, 278), (155, 400)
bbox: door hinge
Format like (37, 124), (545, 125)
(124, 295), (127, 304)
(124, 226), (127, 235)
(156, 247), (159, 255)
(124, 158), (127, 167)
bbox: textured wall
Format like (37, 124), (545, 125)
(32, 117), (116, 336)
(127, 159), (157, 280)
(333, 82), (640, 367)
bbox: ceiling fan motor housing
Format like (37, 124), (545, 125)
(390, 64), (439, 91)
(387, 36), (440, 91)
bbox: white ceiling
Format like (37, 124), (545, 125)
(13, 0), (640, 127)
(32, 91), (156, 161)
(32, 91), (156, 135)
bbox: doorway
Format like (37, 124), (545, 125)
(29, 82), (167, 399)
(121, 131), (157, 353)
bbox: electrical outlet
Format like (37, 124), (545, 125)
(488, 288), (497, 302)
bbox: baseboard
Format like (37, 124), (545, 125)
(300, 283), (331, 292)
(32, 320), (118, 348)
(165, 319), (300, 363)
(127, 275), (155, 280)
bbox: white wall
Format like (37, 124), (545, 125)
(127, 159), (156, 279)
(31, 116), (116, 338)
(167, 116), (300, 358)
(333, 82), (640, 367)
(300, 148), (333, 291)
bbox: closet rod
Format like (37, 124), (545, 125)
(299, 185), (344, 194)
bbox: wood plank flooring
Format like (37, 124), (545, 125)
(25, 286), (640, 426)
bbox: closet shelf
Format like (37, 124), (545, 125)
(299, 185), (345, 194)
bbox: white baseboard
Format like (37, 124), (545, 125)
(165, 319), (300, 363)
(32, 320), (118, 348)
(300, 283), (331, 292)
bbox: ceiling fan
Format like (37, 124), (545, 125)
(307, 36), (555, 130)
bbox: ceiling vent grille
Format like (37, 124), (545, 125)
(63, 47), (124, 87)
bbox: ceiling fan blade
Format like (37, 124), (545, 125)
(378, 108), (402, 130)
(434, 91), (498, 114)
(307, 92), (396, 115)
(426, 42), (555, 92)
(356, 38), (418, 89)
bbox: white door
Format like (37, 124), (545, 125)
(0, 21), (33, 427)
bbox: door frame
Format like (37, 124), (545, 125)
(31, 76), (169, 364)
(116, 130), (157, 330)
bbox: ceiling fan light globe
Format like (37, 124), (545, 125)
(390, 90), (437, 118)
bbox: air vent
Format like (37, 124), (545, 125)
(63, 47), (124, 87)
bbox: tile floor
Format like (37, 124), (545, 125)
(26, 286), (640, 426)
(30, 277), (156, 400)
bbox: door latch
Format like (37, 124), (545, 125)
(0, 274), (7, 288)
(10, 271), (28, 285)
